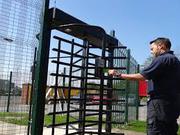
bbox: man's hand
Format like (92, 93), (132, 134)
(108, 69), (121, 77)
(109, 70), (146, 80)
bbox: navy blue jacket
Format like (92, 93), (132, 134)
(140, 51), (180, 98)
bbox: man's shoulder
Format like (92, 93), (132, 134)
(158, 52), (178, 62)
(151, 56), (163, 64)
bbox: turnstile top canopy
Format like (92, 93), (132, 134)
(49, 8), (118, 48)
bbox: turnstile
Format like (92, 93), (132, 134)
(46, 8), (128, 135)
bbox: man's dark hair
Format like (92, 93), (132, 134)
(150, 37), (171, 49)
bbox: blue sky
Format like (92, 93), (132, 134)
(52, 0), (180, 64)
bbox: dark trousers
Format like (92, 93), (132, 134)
(147, 98), (179, 135)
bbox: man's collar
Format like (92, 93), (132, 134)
(159, 50), (174, 56)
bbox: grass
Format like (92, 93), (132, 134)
(0, 112), (100, 126)
(44, 115), (100, 126)
(0, 112), (180, 134)
(0, 112), (29, 125)
(116, 120), (146, 132)
(116, 120), (180, 134)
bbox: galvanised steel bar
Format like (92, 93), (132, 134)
(82, 40), (89, 134)
(31, 0), (51, 134)
(53, 36), (84, 48)
(106, 30), (115, 133)
(106, 46), (114, 133)
(52, 40), (61, 135)
(98, 32), (106, 134)
(79, 40), (86, 134)
(66, 39), (75, 134)
(62, 67), (66, 111)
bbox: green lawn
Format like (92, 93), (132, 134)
(117, 120), (180, 134)
(115, 120), (146, 132)
(0, 112), (99, 126)
(0, 112), (29, 125)
(0, 112), (179, 134)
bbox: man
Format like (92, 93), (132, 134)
(109, 37), (180, 135)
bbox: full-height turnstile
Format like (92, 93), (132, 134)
(46, 8), (128, 135)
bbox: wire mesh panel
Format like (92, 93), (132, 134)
(0, 0), (43, 134)
(112, 47), (127, 125)
(112, 47), (139, 126)
(127, 55), (139, 121)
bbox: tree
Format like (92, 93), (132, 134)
(140, 56), (153, 70)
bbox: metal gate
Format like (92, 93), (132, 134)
(45, 8), (128, 135)
(31, 4), (139, 135)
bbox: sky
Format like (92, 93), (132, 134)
(52, 0), (180, 65)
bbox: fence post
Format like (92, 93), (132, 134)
(7, 71), (12, 112)
(27, 47), (37, 135)
(106, 30), (115, 133)
(31, 0), (50, 135)
(125, 49), (130, 123)
(136, 64), (140, 120)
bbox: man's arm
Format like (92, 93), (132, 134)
(108, 69), (146, 80)
(120, 73), (145, 80)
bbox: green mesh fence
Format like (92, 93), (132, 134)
(112, 46), (139, 125)
(127, 54), (139, 121)
(0, 0), (43, 134)
(112, 46), (127, 124)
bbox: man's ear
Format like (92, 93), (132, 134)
(158, 43), (165, 50)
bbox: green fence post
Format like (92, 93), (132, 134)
(27, 47), (37, 135)
(136, 64), (140, 120)
(7, 71), (12, 112)
(31, 0), (50, 135)
(125, 49), (130, 123)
